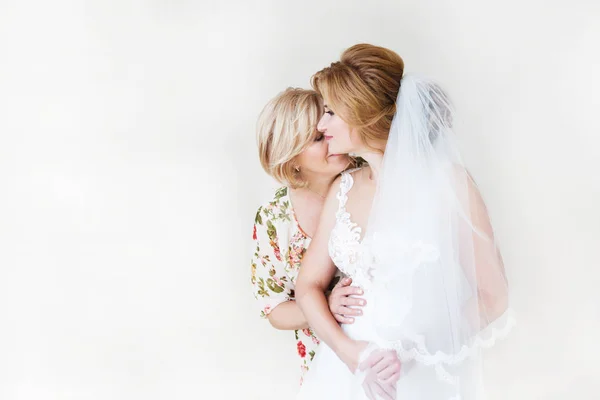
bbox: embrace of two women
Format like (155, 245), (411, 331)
(251, 43), (513, 400)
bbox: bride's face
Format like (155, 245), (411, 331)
(317, 102), (363, 156)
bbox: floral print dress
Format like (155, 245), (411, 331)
(251, 187), (340, 385)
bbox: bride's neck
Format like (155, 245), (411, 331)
(356, 151), (384, 182)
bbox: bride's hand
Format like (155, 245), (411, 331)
(339, 340), (402, 381)
(338, 341), (400, 399)
(358, 345), (402, 386)
(355, 343), (400, 400)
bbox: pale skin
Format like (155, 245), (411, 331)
(295, 103), (402, 390)
(264, 126), (366, 331)
(295, 102), (509, 396)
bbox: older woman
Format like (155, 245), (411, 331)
(251, 87), (366, 385)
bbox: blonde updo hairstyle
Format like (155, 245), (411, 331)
(256, 88), (324, 189)
(311, 44), (405, 153)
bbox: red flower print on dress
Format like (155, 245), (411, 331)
(297, 341), (307, 358)
(271, 240), (282, 261)
(253, 225), (257, 240)
(266, 220), (282, 262)
(274, 276), (284, 286)
(288, 244), (303, 270)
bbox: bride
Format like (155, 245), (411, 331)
(295, 44), (514, 399)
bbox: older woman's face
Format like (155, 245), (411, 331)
(295, 127), (351, 181)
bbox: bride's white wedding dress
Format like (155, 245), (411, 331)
(297, 169), (513, 400)
(297, 75), (513, 400)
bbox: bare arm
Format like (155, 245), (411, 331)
(266, 301), (308, 330)
(267, 282), (365, 330)
(295, 177), (364, 370)
(465, 173), (509, 326)
(457, 169), (510, 330)
(251, 200), (364, 332)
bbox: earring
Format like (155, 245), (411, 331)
(295, 166), (301, 172)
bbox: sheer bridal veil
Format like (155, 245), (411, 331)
(364, 74), (514, 398)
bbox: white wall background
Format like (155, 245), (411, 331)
(0, 0), (598, 399)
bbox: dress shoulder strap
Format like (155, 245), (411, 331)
(336, 168), (360, 211)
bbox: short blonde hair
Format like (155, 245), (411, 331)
(256, 87), (323, 188)
(311, 44), (405, 153)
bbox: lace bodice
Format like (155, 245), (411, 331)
(328, 169), (376, 290)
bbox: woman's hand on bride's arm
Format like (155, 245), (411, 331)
(327, 277), (365, 324)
